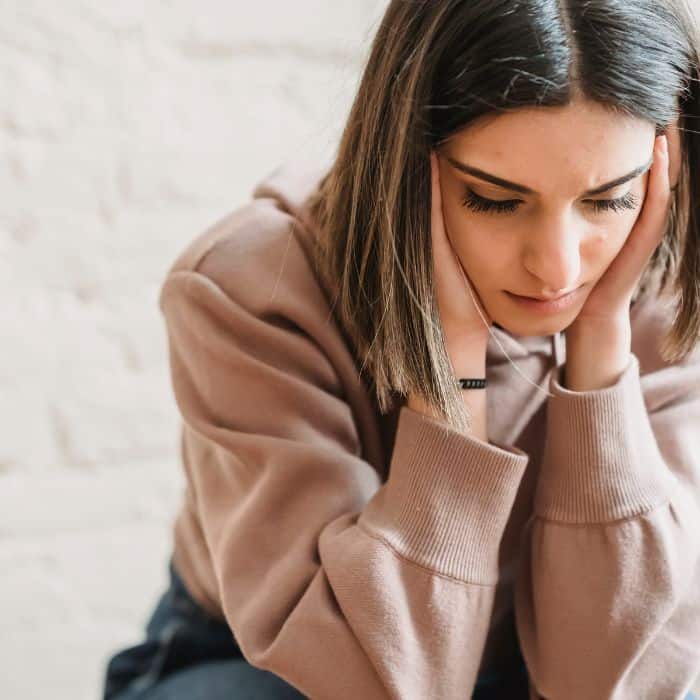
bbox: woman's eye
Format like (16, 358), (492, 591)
(587, 192), (641, 213)
(461, 190), (521, 214)
(461, 188), (641, 215)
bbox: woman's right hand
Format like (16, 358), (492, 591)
(429, 150), (493, 369)
(406, 151), (492, 433)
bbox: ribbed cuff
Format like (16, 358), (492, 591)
(358, 406), (529, 584)
(534, 353), (679, 523)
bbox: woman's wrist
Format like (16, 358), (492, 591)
(446, 338), (488, 379)
(406, 393), (440, 419)
(406, 389), (488, 441)
(405, 335), (488, 436)
(406, 339), (488, 440)
(460, 388), (488, 443)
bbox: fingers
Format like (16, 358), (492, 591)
(644, 135), (672, 248)
(613, 135), (671, 292)
(666, 119), (682, 191)
(430, 151), (459, 264)
(429, 150), (493, 330)
(430, 150), (453, 267)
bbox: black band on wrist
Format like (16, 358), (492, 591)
(458, 378), (487, 389)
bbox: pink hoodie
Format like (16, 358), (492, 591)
(157, 159), (700, 699)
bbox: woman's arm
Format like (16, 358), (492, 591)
(514, 327), (700, 699)
(159, 236), (529, 700)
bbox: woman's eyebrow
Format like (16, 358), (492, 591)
(445, 155), (654, 196)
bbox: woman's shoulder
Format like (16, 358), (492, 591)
(156, 163), (386, 467)
(159, 159), (331, 321)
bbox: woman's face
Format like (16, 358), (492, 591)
(436, 98), (657, 338)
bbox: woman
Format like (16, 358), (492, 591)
(102, 1), (700, 698)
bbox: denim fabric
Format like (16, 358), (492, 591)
(471, 624), (530, 700)
(102, 557), (305, 700)
(101, 555), (695, 699)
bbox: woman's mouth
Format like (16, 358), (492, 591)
(504, 286), (584, 314)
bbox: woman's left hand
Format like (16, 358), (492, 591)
(562, 126), (680, 391)
(567, 131), (677, 333)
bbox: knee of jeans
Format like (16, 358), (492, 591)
(102, 637), (162, 700)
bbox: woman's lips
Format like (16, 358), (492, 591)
(505, 286), (584, 314)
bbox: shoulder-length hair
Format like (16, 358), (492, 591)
(306, 0), (700, 433)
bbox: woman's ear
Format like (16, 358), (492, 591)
(667, 118), (682, 190)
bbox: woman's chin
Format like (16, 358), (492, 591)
(492, 315), (570, 338)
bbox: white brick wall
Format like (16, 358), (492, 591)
(2, 2), (699, 698)
(1, 2), (387, 698)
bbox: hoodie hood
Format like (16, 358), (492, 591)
(251, 160), (564, 376)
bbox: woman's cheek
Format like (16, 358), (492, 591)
(587, 219), (634, 265)
(458, 228), (512, 289)
(442, 213), (494, 269)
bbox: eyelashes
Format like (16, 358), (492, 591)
(461, 189), (641, 216)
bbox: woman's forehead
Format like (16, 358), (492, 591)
(444, 103), (657, 196)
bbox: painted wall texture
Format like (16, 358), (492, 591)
(1, 3), (386, 698)
(2, 2), (698, 698)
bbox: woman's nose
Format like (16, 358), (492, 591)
(522, 217), (582, 293)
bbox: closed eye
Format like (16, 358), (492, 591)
(461, 189), (641, 215)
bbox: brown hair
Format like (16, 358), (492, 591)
(306, 0), (700, 433)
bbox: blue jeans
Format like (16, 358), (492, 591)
(102, 557), (305, 700)
(102, 556), (696, 699)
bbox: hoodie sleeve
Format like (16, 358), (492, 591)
(158, 264), (530, 700)
(514, 349), (700, 700)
